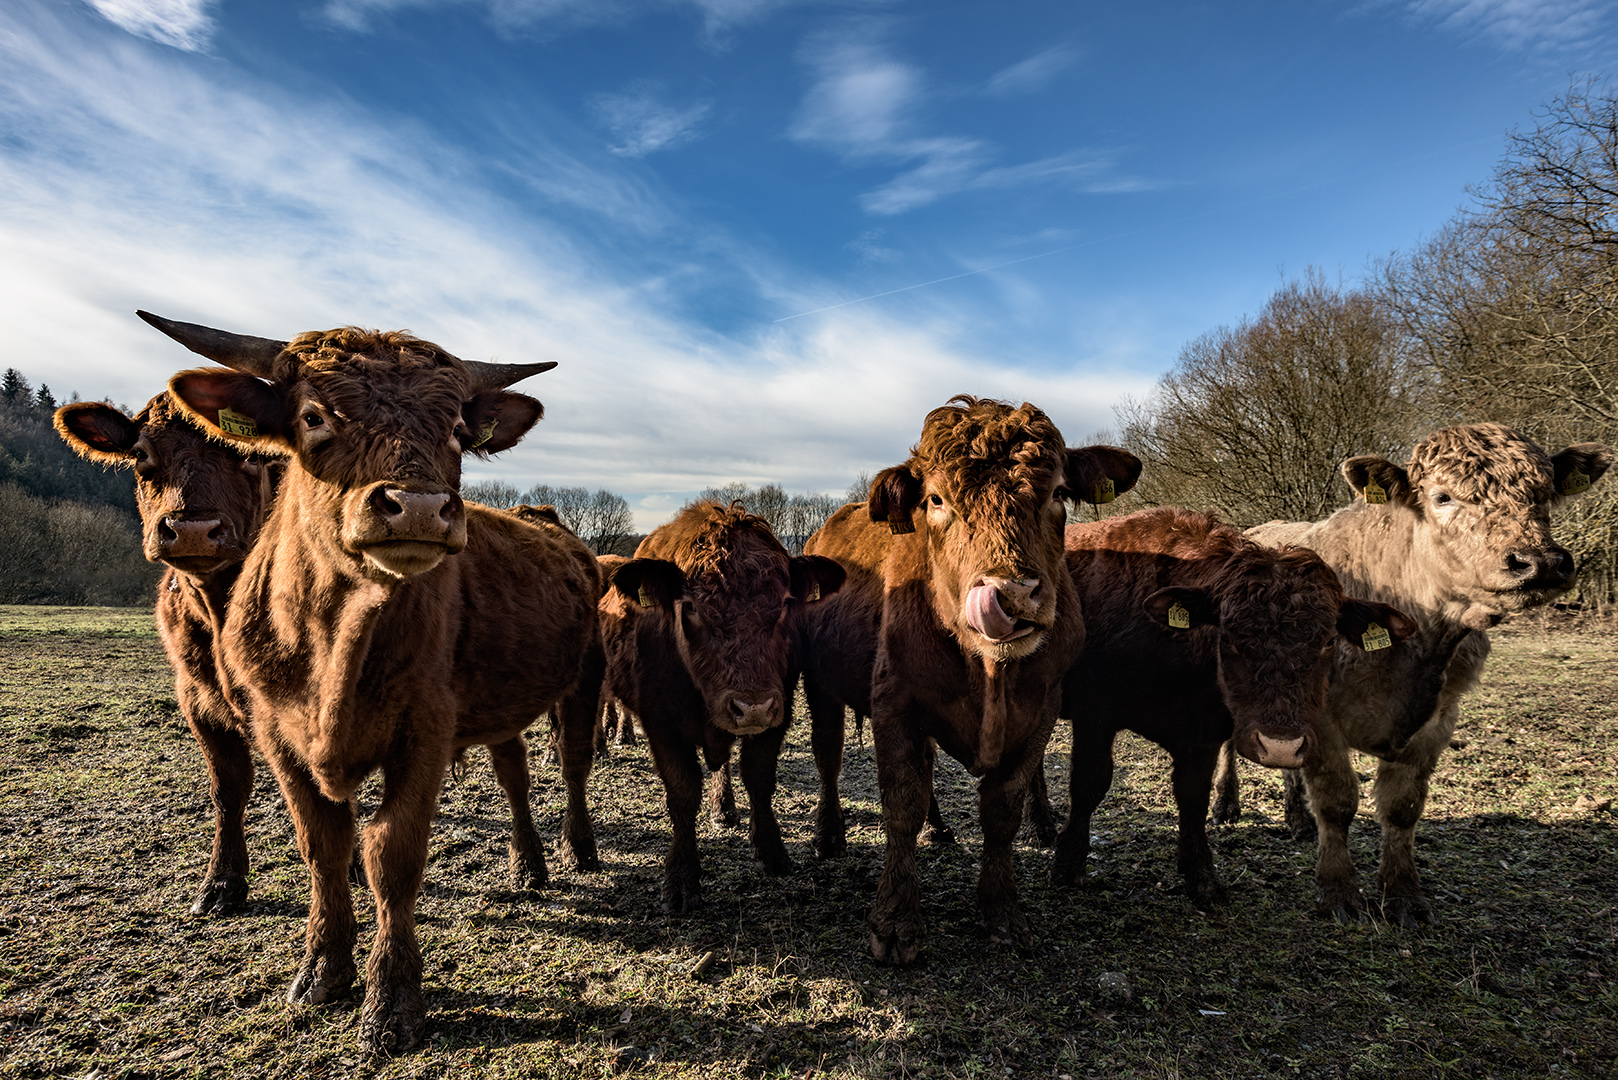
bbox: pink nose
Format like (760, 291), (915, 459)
(1254, 733), (1306, 768)
(727, 698), (782, 732)
(369, 487), (456, 542)
(159, 517), (225, 557)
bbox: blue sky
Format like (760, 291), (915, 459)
(2, 0), (1612, 528)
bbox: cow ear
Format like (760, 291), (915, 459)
(611, 558), (685, 613)
(1144, 587), (1217, 630)
(168, 368), (290, 453)
(868, 465), (922, 534)
(462, 391), (543, 455)
(1551, 443), (1612, 499)
(54, 403), (141, 464)
(1337, 598), (1416, 652)
(789, 554), (845, 603)
(1066, 445), (1143, 505)
(1341, 456), (1411, 507)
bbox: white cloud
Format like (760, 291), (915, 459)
(589, 84), (711, 157)
(1, 1), (1149, 535)
(1401, 0), (1615, 51)
(984, 46), (1076, 97)
(845, 229), (902, 264)
(84, 0), (214, 50)
(789, 38), (920, 151)
(322, 0), (807, 39)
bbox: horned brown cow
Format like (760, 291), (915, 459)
(152, 312), (601, 1054)
(55, 392), (277, 915)
(804, 396), (1140, 964)
(1040, 508), (1414, 909)
(600, 500), (844, 913)
(1240, 423), (1610, 926)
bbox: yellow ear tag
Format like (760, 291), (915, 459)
(637, 585), (655, 609)
(1362, 622), (1392, 651)
(1561, 467), (1591, 496)
(888, 518), (915, 535)
(217, 407), (258, 438)
(1167, 601), (1191, 629)
(1362, 478), (1387, 504)
(1092, 477), (1116, 504)
(471, 418), (498, 448)
(806, 582), (821, 602)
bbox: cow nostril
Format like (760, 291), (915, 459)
(729, 700), (746, 720)
(370, 488), (404, 518)
(157, 520), (177, 543)
(1504, 553), (1531, 575)
(207, 523), (227, 541)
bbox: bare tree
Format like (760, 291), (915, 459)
(461, 480), (523, 507)
(691, 482), (843, 554)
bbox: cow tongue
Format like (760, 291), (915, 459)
(965, 583), (1017, 640)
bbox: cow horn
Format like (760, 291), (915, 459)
(463, 359), (558, 391)
(137, 311), (286, 378)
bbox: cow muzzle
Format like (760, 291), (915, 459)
(719, 693), (784, 737)
(347, 481), (468, 579)
(152, 514), (243, 574)
(964, 575), (1046, 643)
(1247, 732), (1308, 769)
(1501, 547), (1575, 593)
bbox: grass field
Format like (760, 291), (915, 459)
(0, 604), (1614, 1079)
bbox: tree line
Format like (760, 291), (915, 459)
(1115, 79), (1618, 605)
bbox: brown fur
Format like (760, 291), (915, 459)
(165, 326), (598, 1055)
(805, 397), (1141, 964)
(1239, 423), (1611, 926)
(599, 501), (843, 913)
(1038, 509), (1411, 910)
(55, 393), (276, 915)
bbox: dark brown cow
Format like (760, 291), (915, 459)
(1238, 423), (1610, 926)
(153, 312), (601, 1054)
(600, 500), (844, 913)
(804, 396), (1140, 964)
(1041, 508), (1414, 909)
(55, 392), (276, 915)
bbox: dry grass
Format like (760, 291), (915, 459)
(0, 606), (1614, 1079)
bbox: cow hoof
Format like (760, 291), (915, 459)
(1381, 895), (1433, 929)
(868, 927), (921, 967)
(190, 874), (248, 916)
(287, 952), (356, 1006)
(1316, 886), (1368, 924)
(983, 912), (1029, 947)
(615, 729), (636, 747)
(710, 808), (740, 829)
(813, 831), (846, 860)
(557, 817), (600, 873)
(756, 850), (794, 877)
(919, 823), (957, 847)
(359, 983), (425, 1057)
(662, 881), (702, 915)
(1048, 851), (1085, 887)
(508, 854), (548, 892)
(1189, 879), (1229, 911)
(1209, 799), (1239, 827)
(1027, 820), (1058, 849)
(1286, 814), (1318, 843)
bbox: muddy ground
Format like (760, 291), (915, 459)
(0, 604), (1614, 1079)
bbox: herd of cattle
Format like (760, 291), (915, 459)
(51, 311), (1610, 1055)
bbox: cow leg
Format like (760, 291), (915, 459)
(1372, 707), (1451, 929)
(611, 698), (638, 746)
(867, 710), (931, 966)
(186, 713), (253, 915)
(1050, 724), (1115, 887)
(1209, 740), (1240, 826)
(487, 736), (546, 890)
(540, 711), (560, 768)
(1024, 761), (1058, 848)
(920, 785), (957, 846)
(806, 678), (847, 859)
(977, 760), (1035, 947)
(641, 721), (704, 914)
(266, 741), (357, 1010)
(1305, 735), (1366, 922)
(705, 750), (738, 828)
(1171, 743), (1227, 909)
(740, 726), (793, 875)
(554, 634), (603, 872)
(1282, 768), (1317, 841)
(356, 743), (447, 1057)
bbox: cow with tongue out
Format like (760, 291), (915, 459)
(806, 395), (1140, 964)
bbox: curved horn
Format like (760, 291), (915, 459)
(137, 311), (286, 378)
(464, 359), (558, 391)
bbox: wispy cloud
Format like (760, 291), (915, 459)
(984, 46), (1076, 97)
(2, 1), (1146, 531)
(589, 84), (711, 157)
(1400, 0), (1615, 51)
(84, 0), (215, 50)
(323, 0), (807, 39)
(845, 229), (903, 264)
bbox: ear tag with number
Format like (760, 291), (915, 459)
(1092, 478), (1116, 504)
(471, 418), (498, 448)
(637, 585), (655, 609)
(806, 582), (821, 602)
(888, 518), (915, 535)
(1561, 467), (1591, 496)
(1362, 477), (1387, 504)
(1167, 601), (1191, 629)
(217, 407), (258, 438)
(1361, 622), (1392, 651)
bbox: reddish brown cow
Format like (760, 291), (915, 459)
(55, 392), (276, 915)
(152, 312), (601, 1054)
(805, 396), (1140, 964)
(1041, 509), (1414, 908)
(600, 501), (844, 913)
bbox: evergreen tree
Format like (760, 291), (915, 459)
(1, 369), (30, 404)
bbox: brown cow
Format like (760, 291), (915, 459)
(1240, 423), (1610, 926)
(152, 311), (601, 1054)
(55, 392), (276, 915)
(600, 500), (844, 913)
(804, 396), (1140, 964)
(1041, 508), (1414, 909)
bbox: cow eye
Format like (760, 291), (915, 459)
(929, 494), (943, 507)
(1432, 491), (1452, 506)
(302, 412), (324, 429)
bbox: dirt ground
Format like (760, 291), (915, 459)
(0, 605), (1614, 1079)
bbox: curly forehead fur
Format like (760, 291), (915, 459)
(910, 395), (1064, 508)
(1215, 543), (1346, 645)
(676, 501), (790, 594)
(1407, 423), (1556, 505)
(136, 391), (186, 429)
(272, 328), (464, 382)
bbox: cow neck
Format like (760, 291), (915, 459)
(171, 565), (238, 638)
(974, 655), (1008, 774)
